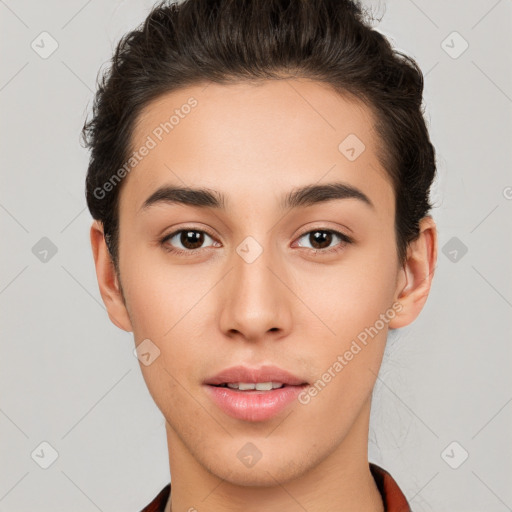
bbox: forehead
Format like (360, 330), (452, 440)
(120, 79), (393, 215)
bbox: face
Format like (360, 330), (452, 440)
(97, 79), (426, 486)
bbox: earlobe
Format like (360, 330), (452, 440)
(90, 220), (133, 332)
(388, 216), (438, 329)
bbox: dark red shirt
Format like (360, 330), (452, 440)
(140, 463), (411, 511)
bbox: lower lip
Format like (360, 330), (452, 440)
(204, 384), (308, 422)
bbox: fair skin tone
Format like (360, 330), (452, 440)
(90, 79), (437, 512)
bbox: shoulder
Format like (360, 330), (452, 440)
(370, 463), (412, 512)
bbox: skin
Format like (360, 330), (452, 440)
(90, 78), (437, 512)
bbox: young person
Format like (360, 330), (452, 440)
(82, 0), (438, 510)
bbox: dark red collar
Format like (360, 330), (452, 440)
(369, 463), (412, 512)
(140, 462), (411, 512)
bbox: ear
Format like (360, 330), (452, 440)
(90, 220), (133, 332)
(389, 215), (438, 329)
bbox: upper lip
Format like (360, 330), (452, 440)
(203, 365), (308, 386)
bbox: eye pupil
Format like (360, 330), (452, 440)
(311, 231), (332, 249)
(181, 230), (204, 249)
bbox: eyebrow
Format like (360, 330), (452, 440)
(139, 181), (374, 213)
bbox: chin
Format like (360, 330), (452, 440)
(202, 451), (308, 488)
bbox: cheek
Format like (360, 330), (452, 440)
(306, 242), (399, 346)
(120, 245), (209, 336)
(120, 250), (215, 384)
(297, 238), (398, 410)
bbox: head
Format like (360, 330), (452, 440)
(84, 0), (437, 487)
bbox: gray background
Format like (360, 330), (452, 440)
(1, 1), (511, 511)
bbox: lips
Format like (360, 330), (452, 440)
(203, 365), (309, 422)
(203, 364), (309, 387)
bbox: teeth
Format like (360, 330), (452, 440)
(225, 382), (284, 390)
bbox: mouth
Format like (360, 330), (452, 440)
(203, 365), (310, 421)
(203, 364), (309, 388)
(204, 382), (309, 421)
(210, 382), (300, 391)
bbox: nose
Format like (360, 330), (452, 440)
(218, 239), (292, 343)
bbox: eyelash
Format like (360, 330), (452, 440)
(159, 226), (354, 257)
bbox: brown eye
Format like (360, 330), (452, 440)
(307, 231), (334, 250)
(178, 230), (206, 250)
(295, 229), (353, 254)
(161, 228), (217, 254)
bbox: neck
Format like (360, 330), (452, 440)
(163, 397), (383, 512)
